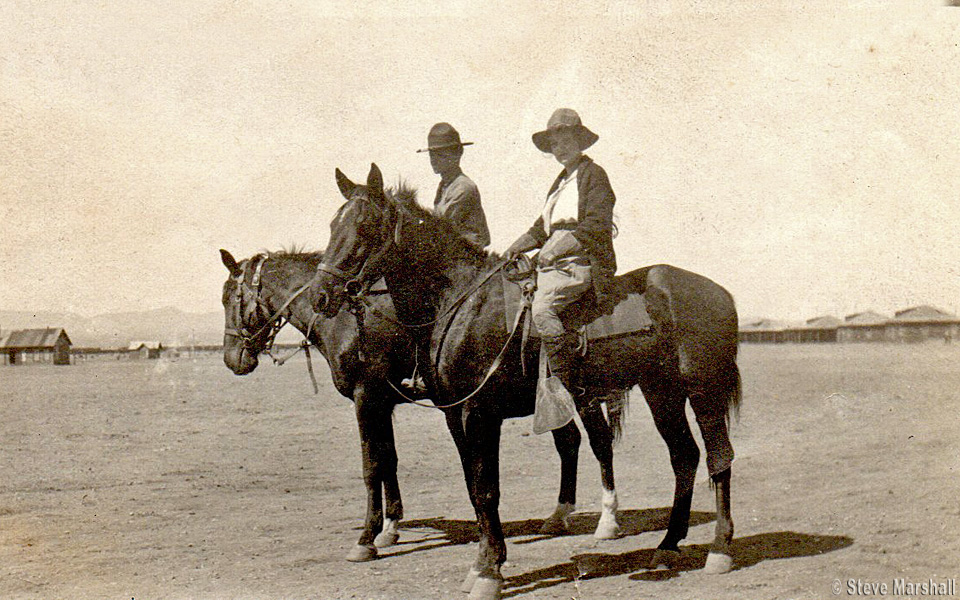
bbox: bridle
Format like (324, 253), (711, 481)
(224, 254), (319, 354)
(317, 191), (512, 330)
(224, 255), (282, 353)
(316, 193), (406, 306)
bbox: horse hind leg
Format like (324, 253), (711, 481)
(643, 380), (699, 570)
(577, 399), (621, 540)
(689, 388), (736, 573)
(540, 421), (580, 535)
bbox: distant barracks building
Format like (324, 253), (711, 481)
(740, 305), (960, 344)
(0, 328), (73, 365)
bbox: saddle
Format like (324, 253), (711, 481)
(502, 256), (654, 341)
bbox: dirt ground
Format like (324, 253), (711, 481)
(1, 343), (958, 599)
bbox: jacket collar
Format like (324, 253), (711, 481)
(549, 155), (592, 195)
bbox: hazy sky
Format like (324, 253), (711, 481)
(2, 1), (958, 321)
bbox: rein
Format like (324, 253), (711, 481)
(360, 283), (535, 411)
(357, 257), (511, 330)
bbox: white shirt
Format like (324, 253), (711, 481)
(541, 168), (579, 235)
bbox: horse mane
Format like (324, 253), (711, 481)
(264, 246), (323, 267)
(386, 181), (502, 271)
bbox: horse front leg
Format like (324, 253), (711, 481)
(445, 409), (485, 594)
(540, 420), (580, 535)
(577, 400), (620, 539)
(374, 399), (402, 549)
(463, 409), (505, 600)
(345, 384), (384, 562)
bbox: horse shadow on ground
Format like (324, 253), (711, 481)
(501, 530), (854, 598)
(378, 507), (714, 559)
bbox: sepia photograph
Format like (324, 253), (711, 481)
(2, 1), (958, 598)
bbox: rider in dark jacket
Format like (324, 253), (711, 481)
(506, 109), (617, 397)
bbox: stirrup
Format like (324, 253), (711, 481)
(401, 373), (427, 394)
(401, 345), (428, 395)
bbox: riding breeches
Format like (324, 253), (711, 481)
(532, 256), (592, 338)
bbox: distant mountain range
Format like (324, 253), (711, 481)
(0, 307), (301, 348)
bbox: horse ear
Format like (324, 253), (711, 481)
(220, 249), (241, 276)
(366, 163), (385, 205)
(335, 168), (356, 199)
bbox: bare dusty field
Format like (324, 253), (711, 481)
(1, 343), (958, 600)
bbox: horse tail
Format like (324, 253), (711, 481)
(603, 389), (631, 445)
(725, 362), (742, 426)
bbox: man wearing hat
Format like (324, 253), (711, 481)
(505, 108), (617, 400)
(400, 123), (491, 395)
(418, 122), (490, 250)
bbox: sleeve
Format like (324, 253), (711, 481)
(571, 164), (615, 257)
(525, 216), (549, 246)
(441, 180), (491, 248)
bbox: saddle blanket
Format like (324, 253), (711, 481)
(502, 274), (653, 340)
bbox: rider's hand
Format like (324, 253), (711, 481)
(538, 231), (581, 266)
(505, 233), (539, 260)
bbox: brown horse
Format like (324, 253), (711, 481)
(220, 248), (412, 562)
(219, 244), (600, 562)
(315, 164), (742, 599)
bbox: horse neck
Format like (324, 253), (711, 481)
(384, 231), (487, 329)
(260, 257), (320, 338)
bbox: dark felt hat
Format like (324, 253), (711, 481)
(416, 122), (474, 153)
(532, 108), (599, 153)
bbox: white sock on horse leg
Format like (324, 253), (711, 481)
(594, 488), (620, 539)
(374, 517), (400, 548)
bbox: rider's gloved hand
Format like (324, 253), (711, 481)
(504, 232), (540, 260)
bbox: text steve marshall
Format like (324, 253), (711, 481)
(845, 578), (956, 596)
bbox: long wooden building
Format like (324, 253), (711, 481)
(741, 305), (960, 344)
(0, 328), (72, 365)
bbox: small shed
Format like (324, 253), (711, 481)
(127, 341), (164, 359)
(0, 328), (72, 365)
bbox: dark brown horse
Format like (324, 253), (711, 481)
(315, 164), (742, 600)
(220, 248), (412, 562)
(219, 245), (601, 562)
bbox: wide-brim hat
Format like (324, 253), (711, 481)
(416, 122), (474, 153)
(532, 108), (599, 153)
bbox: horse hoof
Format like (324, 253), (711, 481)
(345, 544), (377, 562)
(460, 568), (480, 593)
(467, 576), (503, 600)
(703, 551), (733, 574)
(649, 548), (680, 570)
(374, 530), (399, 548)
(539, 515), (568, 535)
(593, 522), (621, 540)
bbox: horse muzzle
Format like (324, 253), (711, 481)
(223, 342), (259, 375)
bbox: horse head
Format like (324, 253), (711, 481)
(219, 249), (280, 374)
(316, 163), (399, 317)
